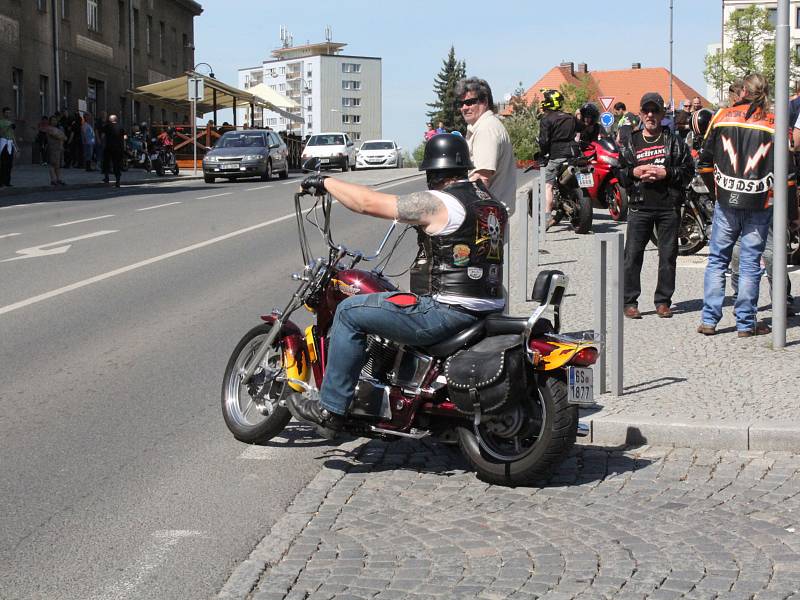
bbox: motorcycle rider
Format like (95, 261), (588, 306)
(576, 102), (602, 147)
(538, 89), (582, 229)
(288, 134), (508, 436)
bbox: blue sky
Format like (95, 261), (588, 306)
(194, 0), (722, 154)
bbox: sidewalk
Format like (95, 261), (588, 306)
(505, 182), (800, 452)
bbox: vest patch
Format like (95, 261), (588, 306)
(453, 244), (470, 266)
(467, 267), (484, 280)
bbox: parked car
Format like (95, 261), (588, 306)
(356, 140), (403, 169)
(203, 130), (289, 183)
(301, 132), (356, 172)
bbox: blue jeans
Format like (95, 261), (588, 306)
(701, 203), (772, 331)
(320, 292), (479, 415)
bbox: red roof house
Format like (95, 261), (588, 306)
(508, 62), (710, 115)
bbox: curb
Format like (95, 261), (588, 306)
(0, 173), (204, 200)
(215, 437), (365, 600)
(582, 411), (800, 452)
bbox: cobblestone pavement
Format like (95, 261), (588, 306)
(507, 189), (800, 426)
(223, 437), (800, 600)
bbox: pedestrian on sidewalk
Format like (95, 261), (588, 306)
(424, 122), (437, 141)
(0, 107), (17, 187)
(101, 114), (124, 188)
(696, 73), (789, 337)
(456, 77), (517, 212)
(42, 115), (66, 185)
(36, 115), (49, 166)
(619, 92), (693, 320)
(82, 113), (96, 171)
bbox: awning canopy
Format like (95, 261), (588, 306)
(128, 72), (303, 123)
(247, 83), (298, 110)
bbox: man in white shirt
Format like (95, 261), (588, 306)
(455, 77), (517, 213)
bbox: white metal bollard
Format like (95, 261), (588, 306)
(593, 232), (624, 395)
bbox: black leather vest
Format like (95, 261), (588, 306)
(409, 180), (507, 301)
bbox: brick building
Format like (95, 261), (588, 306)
(0, 0), (203, 162)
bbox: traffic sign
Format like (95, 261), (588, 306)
(599, 96), (615, 111)
(188, 77), (204, 102)
(600, 112), (614, 128)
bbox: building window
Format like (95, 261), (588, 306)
(342, 80), (362, 91)
(159, 21), (165, 59)
(87, 0), (99, 31)
(342, 115), (350, 124)
(62, 0), (70, 18)
(342, 63), (361, 73)
(352, 132), (361, 141)
(87, 79), (98, 115)
(278, 83), (285, 92)
(132, 8), (139, 51)
(171, 27), (177, 67)
(146, 16), (152, 54)
(796, 7), (800, 28)
(342, 97), (361, 107)
(62, 79), (71, 111)
(352, 115), (361, 124)
(279, 67), (285, 75)
(12, 69), (22, 117)
(39, 75), (49, 116)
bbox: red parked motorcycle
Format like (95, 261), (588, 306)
(221, 185), (599, 486)
(582, 138), (629, 221)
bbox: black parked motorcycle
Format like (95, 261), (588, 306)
(651, 173), (714, 255)
(527, 156), (594, 234)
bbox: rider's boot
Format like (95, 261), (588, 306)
(287, 390), (345, 440)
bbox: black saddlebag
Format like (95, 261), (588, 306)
(444, 334), (525, 415)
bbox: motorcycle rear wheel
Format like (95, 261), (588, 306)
(221, 323), (292, 443)
(570, 190), (593, 234)
(457, 371), (577, 486)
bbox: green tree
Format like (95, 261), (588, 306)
(413, 142), (426, 165)
(426, 46), (467, 133)
(503, 83), (539, 161)
(705, 5), (800, 98)
(559, 76), (599, 115)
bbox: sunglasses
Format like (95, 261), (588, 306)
(455, 97), (481, 108)
(641, 106), (663, 115)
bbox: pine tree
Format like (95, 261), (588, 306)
(426, 46), (467, 132)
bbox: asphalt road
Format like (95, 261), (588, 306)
(0, 171), (425, 600)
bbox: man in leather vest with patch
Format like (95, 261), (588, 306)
(290, 134), (508, 435)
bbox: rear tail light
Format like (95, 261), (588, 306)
(569, 347), (598, 366)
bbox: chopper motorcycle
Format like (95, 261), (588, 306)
(220, 184), (599, 486)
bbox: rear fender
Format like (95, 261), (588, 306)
(260, 315), (309, 391)
(529, 338), (597, 370)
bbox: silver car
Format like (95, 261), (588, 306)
(356, 140), (403, 169)
(203, 130), (289, 183)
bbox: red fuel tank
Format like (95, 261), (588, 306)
(327, 269), (397, 306)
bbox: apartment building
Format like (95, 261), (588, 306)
(0, 0), (203, 161)
(707, 0), (800, 104)
(239, 40), (381, 142)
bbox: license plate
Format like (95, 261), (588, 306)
(568, 367), (594, 405)
(150, 153), (160, 160)
(320, 158), (330, 164)
(221, 163), (240, 170)
(577, 172), (594, 188)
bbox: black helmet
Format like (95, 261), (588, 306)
(579, 102), (600, 122)
(418, 133), (474, 171)
(691, 108), (713, 137)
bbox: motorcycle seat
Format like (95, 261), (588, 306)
(484, 313), (528, 335)
(421, 319), (485, 358)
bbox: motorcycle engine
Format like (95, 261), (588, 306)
(351, 336), (399, 420)
(361, 336), (399, 382)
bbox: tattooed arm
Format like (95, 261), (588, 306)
(319, 178), (447, 231)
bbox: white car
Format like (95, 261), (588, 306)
(301, 132), (356, 172)
(356, 140), (403, 169)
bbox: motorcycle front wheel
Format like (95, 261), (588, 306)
(457, 371), (577, 486)
(650, 209), (706, 255)
(221, 323), (293, 443)
(607, 183), (628, 222)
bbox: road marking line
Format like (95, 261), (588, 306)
(0, 233), (21, 239)
(51, 214), (115, 227)
(0, 202), (48, 210)
(2, 230), (119, 262)
(245, 185), (273, 191)
(375, 176), (425, 190)
(95, 530), (203, 600)
(137, 201), (182, 211)
(0, 213), (299, 315)
(195, 192), (232, 199)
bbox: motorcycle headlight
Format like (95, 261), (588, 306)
(243, 154), (266, 161)
(599, 155), (620, 167)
